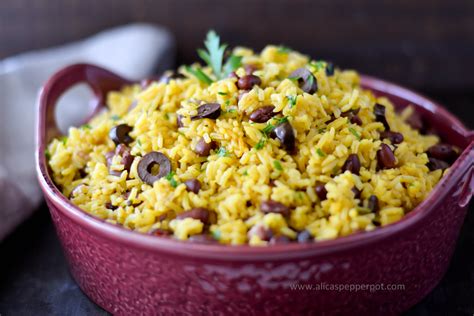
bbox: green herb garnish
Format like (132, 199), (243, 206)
(275, 116), (289, 124)
(225, 100), (230, 106)
(218, 91), (228, 96)
(137, 139), (142, 146)
(316, 148), (326, 157)
(273, 160), (283, 171)
(287, 95), (297, 108)
(197, 30), (242, 80)
(255, 138), (266, 150)
(111, 114), (120, 121)
(348, 127), (361, 140)
(318, 128), (326, 133)
(60, 136), (68, 145)
(81, 124), (92, 130)
(227, 108), (236, 113)
(185, 65), (213, 85)
(212, 229), (222, 240)
(243, 170), (248, 176)
(165, 172), (178, 188)
(217, 147), (228, 157)
(277, 46), (291, 54)
(310, 60), (326, 71)
(164, 113), (170, 120)
(261, 123), (275, 136)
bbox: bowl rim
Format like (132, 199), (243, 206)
(35, 67), (474, 261)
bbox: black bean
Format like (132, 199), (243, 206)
(269, 235), (291, 244)
(260, 200), (290, 217)
(272, 121), (296, 154)
(352, 187), (362, 199)
(105, 202), (117, 210)
(176, 207), (210, 224)
(109, 124), (133, 145)
(427, 144), (458, 163)
(368, 195), (379, 212)
(137, 151), (171, 185)
(237, 75), (262, 90)
(380, 131), (404, 144)
(427, 157), (450, 171)
(191, 103), (221, 120)
(351, 115), (362, 126)
(315, 183), (327, 200)
(341, 109), (362, 126)
(325, 62), (335, 76)
(249, 105), (276, 123)
(289, 67), (318, 94)
(297, 230), (312, 243)
(185, 178), (202, 194)
(188, 234), (218, 244)
(194, 138), (217, 156)
(374, 103), (390, 130)
(342, 154), (361, 175)
(377, 143), (397, 169)
(247, 224), (273, 241)
(177, 114), (184, 127)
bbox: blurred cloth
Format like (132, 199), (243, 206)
(0, 24), (175, 240)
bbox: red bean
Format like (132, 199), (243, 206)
(192, 103), (221, 120)
(237, 75), (261, 90)
(377, 143), (397, 169)
(244, 64), (258, 75)
(269, 235), (291, 244)
(405, 111), (424, 131)
(194, 138), (217, 156)
(427, 157), (450, 171)
(272, 122), (296, 154)
(315, 183), (327, 200)
(352, 187), (362, 199)
(342, 154), (361, 175)
(380, 131), (404, 144)
(176, 207), (210, 224)
(427, 144), (458, 163)
(247, 224), (273, 241)
(185, 179), (202, 194)
(249, 105), (276, 123)
(374, 104), (390, 130)
(260, 200), (290, 217)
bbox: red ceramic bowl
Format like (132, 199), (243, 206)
(36, 64), (473, 315)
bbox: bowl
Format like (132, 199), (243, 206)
(35, 64), (474, 315)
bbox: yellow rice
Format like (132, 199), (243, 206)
(47, 45), (446, 245)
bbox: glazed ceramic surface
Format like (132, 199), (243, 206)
(36, 64), (474, 316)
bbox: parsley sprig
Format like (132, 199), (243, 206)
(189, 30), (242, 84)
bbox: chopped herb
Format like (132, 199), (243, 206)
(177, 131), (185, 136)
(316, 148), (326, 157)
(227, 108), (236, 113)
(275, 116), (289, 124)
(111, 114), (120, 121)
(217, 147), (228, 157)
(348, 127), (361, 140)
(165, 172), (178, 188)
(197, 30), (242, 79)
(307, 74), (315, 87)
(81, 124), (92, 130)
(185, 65), (213, 84)
(310, 60), (326, 71)
(255, 138), (266, 150)
(318, 128), (326, 133)
(287, 95), (297, 108)
(164, 113), (170, 120)
(243, 170), (248, 176)
(218, 91), (228, 96)
(277, 46), (291, 54)
(261, 123), (275, 136)
(273, 160), (283, 171)
(137, 139), (142, 146)
(45, 149), (51, 160)
(212, 229), (221, 240)
(60, 136), (68, 145)
(225, 100), (230, 106)
(296, 191), (304, 200)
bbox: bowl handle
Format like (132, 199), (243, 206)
(36, 63), (132, 143)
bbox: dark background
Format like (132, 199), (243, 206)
(0, 1), (473, 315)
